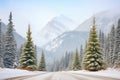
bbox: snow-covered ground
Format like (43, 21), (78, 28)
(25, 68), (120, 80)
(0, 68), (45, 79)
(0, 68), (120, 80)
(69, 68), (120, 79)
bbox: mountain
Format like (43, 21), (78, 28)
(75, 8), (120, 34)
(43, 8), (120, 63)
(43, 31), (89, 61)
(35, 15), (78, 47)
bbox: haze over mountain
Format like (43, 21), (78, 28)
(44, 31), (89, 61)
(75, 8), (120, 33)
(1, 8), (120, 67)
(43, 8), (120, 63)
(35, 15), (78, 47)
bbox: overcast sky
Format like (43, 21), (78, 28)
(0, 0), (120, 38)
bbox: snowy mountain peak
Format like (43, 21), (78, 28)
(43, 8), (120, 64)
(53, 15), (77, 27)
(75, 9), (120, 33)
(35, 15), (78, 47)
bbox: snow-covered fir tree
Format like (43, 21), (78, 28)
(3, 12), (18, 68)
(82, 17), (106, 71)
(104, 33), (110, 64)
(99, 30), (106, 60)
(114, 19), (120, 68)
(63, 51), (69, 70)
(84, 40), (88, 54)
(49, 51), (74, 71)
(38, 50), (46, 71)
(19, 25), (37, 71)
(99, 30), (102, 43)
(60, 51), (74, 71)
(64, 51), (73, 70)
(18, 44), (23, 61)
(58, 51), (70, 71)
(72, 48), (80, 70)
(52, 60), (60, 71)
(80, 45), (83, 67)
(34, 45), (37, 64)
(82, 40), (87, 67)
(109, 25), (115, 67)
(0, 19), (4, 68)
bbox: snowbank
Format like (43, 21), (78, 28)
(69, 68), (120, 79)
(0, 68), (45, 79)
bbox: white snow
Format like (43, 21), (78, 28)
(75, 8), (120, 34)
(69, 68), (120, 79)
(43, 31), (89, 63)
(0, 68), (45, 79)
(34, 15), (78, 47)
(0, 68), (120, 80)
(25, 72), (54, 80)
(45, 39), (63, 51)
(24, 68), (120, 80)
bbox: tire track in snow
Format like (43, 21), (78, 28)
(24, 72), (54, 80)
(6, 72), (120, 80)
(62, 72), (89, 80)
(60, 72), (88, 80)
(5, 74), (41, 80)
(70, 73), (120, 80)
(49, 72), (78, 80)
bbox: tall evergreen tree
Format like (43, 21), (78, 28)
(3, 12), (18, 68)
(58, 51), (70, 71)
(114, 19), (120, 68)
(38, 50), (46, 71)
(18, 44), (23, 60)
(82, 17), (106, 71)
(84, 40), (88, 54)
(64, 52), (73, 70)
(109, 25), (115, 67)
(80, 45), (83, 66)
(99, 30), (105, 48)
(64, 51), (69, 69)
(99, 30), (105, 60)
(0, 19), (4, 68)
(61, 51), (74, 71)
(72, 48), (80, 70)
(104, 34), (110, 64)
(49, 51), (74, 71)
(19, 25), (37, 71)
(99, 30), (102, 42)
(34, 45), (37, 63)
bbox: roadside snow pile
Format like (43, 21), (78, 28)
(0, 68), (45, 79)
(70, 68), (120, 79)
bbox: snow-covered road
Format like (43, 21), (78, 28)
(1, 68), (120, 80)
(10, 72), (120, 80)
